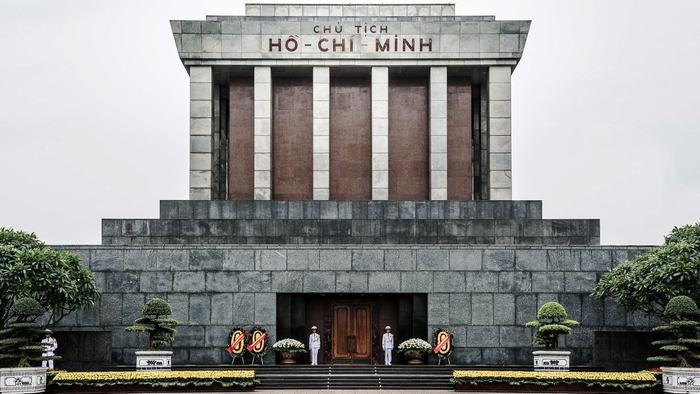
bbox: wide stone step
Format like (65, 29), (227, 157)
(160, 200), (544, 220)
(102, 218), (599, 245)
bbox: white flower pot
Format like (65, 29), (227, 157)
(0, 367), (47, 394)
(661, 367), (700, 393)
(533, 350), (570, 371)
(135, 350), (172, 370)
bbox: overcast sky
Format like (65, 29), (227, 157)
(1, 0), (698, 245)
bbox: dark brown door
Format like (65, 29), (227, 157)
(332, 304), (371, 362)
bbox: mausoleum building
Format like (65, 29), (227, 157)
(55, 3), (653, 369)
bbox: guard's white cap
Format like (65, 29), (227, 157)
(311, 326), (317, 330)
(385, 326), (391, 330)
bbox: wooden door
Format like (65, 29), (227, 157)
(332, 304), (371, 362)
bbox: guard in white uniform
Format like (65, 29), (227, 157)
(309, 326), (321, 365)
(41, 330), (57, 370)
(382, 326), (394, 365)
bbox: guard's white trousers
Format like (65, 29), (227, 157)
(311, 348), (319, 365)
(42, 353), (54, 369)
(383, 348), (392, 365)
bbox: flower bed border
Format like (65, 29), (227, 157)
(49, 371), (258, 393)
(452, 370), (659, 393)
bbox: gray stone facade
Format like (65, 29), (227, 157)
(55, 242), (651, 365)
(48, 4), (656, 369)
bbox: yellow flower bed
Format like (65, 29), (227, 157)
(53, 370), (255, 382)
(51, 370), (258, 389)
(452, 370), (656, 383)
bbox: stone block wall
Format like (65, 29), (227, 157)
(55, 244), (652, 366)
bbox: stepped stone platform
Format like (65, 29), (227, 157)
(52, 199), (656, 368)
(102, 201), (599, 245)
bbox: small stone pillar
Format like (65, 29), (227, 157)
(430, 67), (448, 200)
(189, 66), (213, 200)
(489, 66), (512, 200)
(312, 67), (330, 200)
(371, 67), (389, 200)
(254, 66), (272, 200)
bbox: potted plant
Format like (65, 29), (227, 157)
(125, 298), (178, 370)
(648, 296), (700, 393)
(397, 338), (433, 364)
(525, 301), (579, 371)
(0, 297), (57, 394)
(272, 338), (307, 364)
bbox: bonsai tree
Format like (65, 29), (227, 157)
(647, 295), (700, 368)
(0, 297), (58, 367)
(0, 228), (101, 326)
(125, 298), (178, 350)
(593, 223), (700, 317)
(526, 302), (579, 350)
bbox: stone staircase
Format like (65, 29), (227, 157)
(234, 364), (455, 390)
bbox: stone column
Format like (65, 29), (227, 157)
(488, 66), (512, 200)
(312, 67), (330, 200)
(371, 67), (389, 200)
(254, 67), (272, 200)
(189, 66), (213, 200)
(429, 67), (448, 200)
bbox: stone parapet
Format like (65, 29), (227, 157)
(54, 244), (652, 366)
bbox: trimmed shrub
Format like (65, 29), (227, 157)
(647, 296), (700, 368)
(0, 297), (59, 367)
(126, 298), (178, 350)
(526, 302), (579, 350)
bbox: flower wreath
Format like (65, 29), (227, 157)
(433, 327), (454, 359)
(246, 326), (269, 357)
(226, 327), (248, 357)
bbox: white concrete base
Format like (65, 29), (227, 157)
(533, 350), (570, 371)
(135, 350), (172, 370)
(0, 367), (47, 394)
(661, 367), (700, 393)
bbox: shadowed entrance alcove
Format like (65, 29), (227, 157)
(277, 294), (427, 364)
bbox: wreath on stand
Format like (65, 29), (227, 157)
(433, 328), (454, 363)
(226, 327), (249, 363)
(246, 326), (269, 362)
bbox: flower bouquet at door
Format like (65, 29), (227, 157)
(272, 338), (307, 364)
(397, 338), (432, 364)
